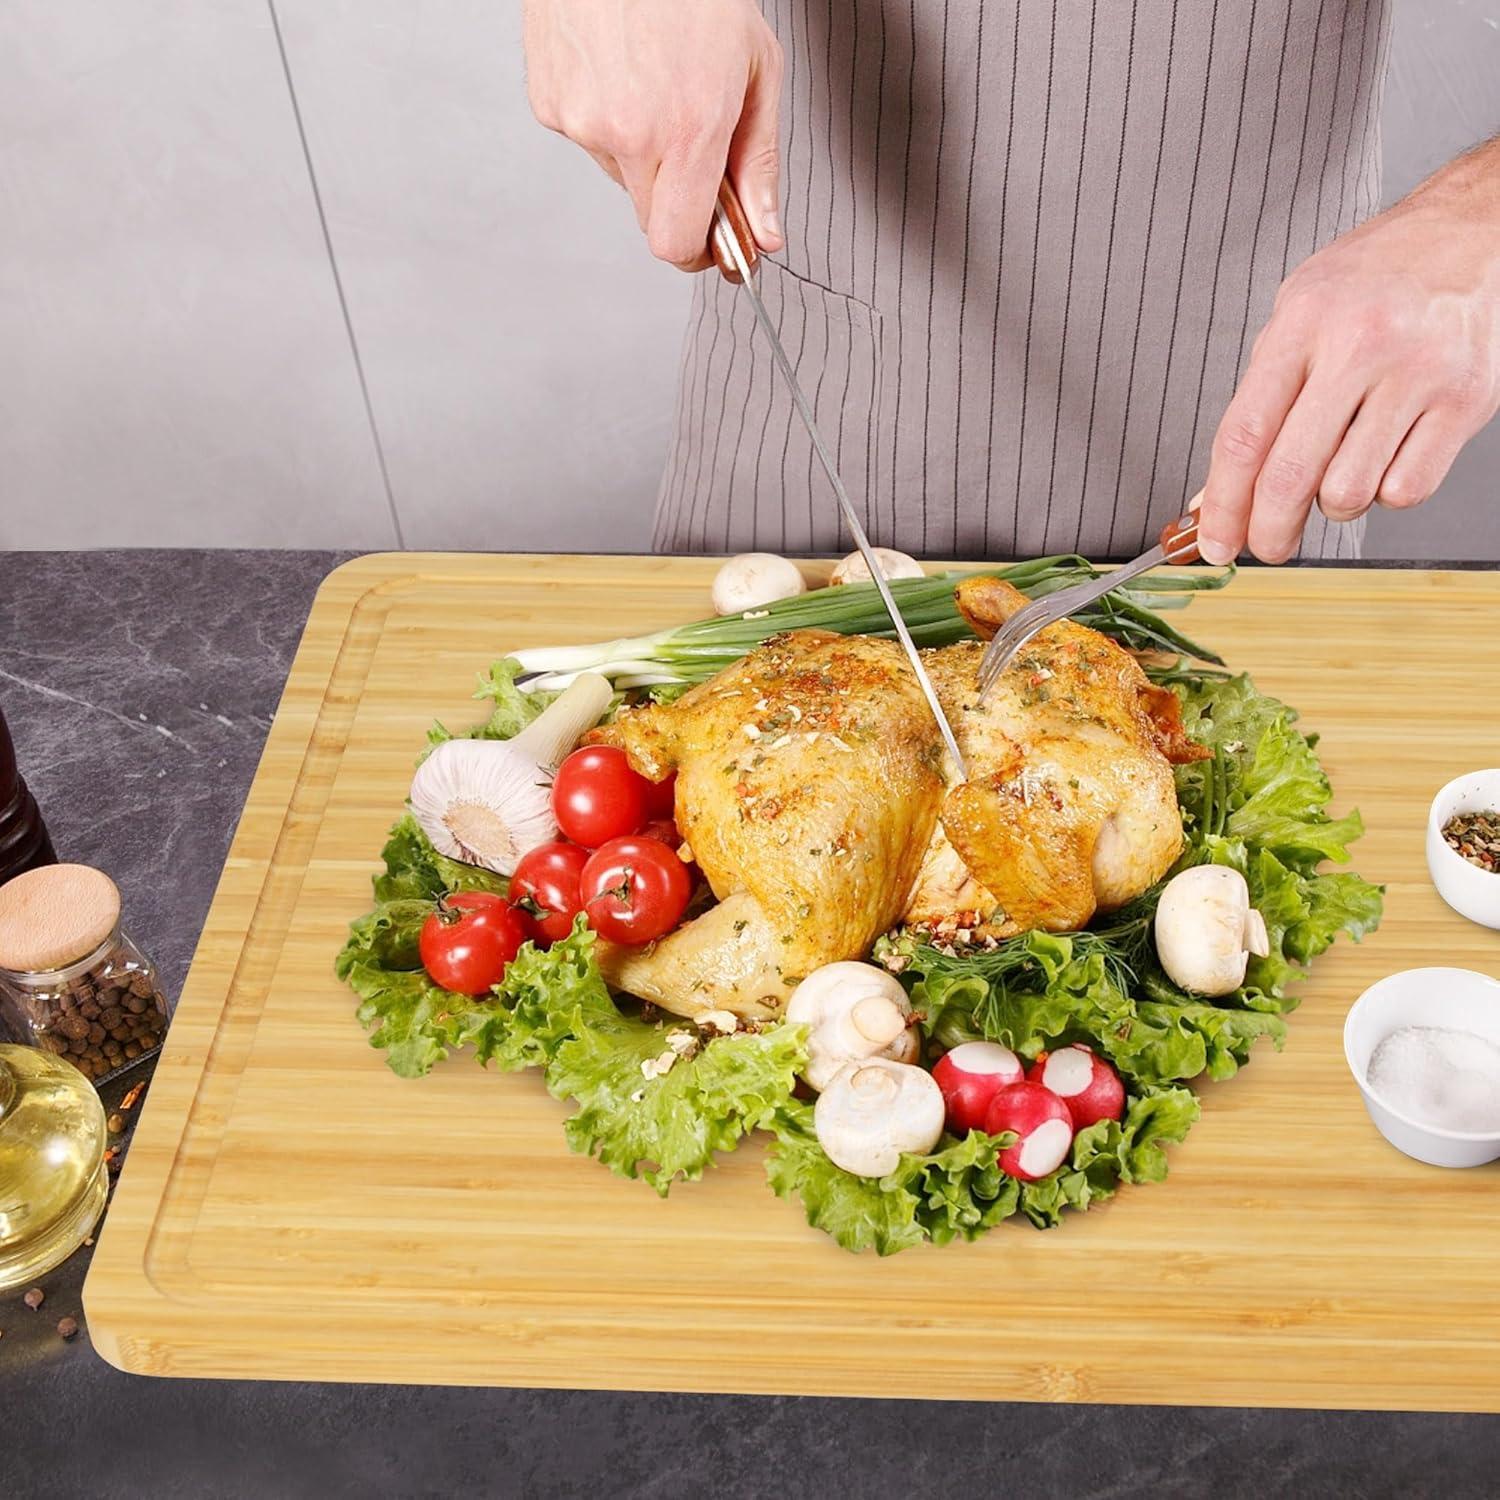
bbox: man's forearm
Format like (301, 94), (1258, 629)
(1403, 133), (1500, 221)
(1197, 132), (1500, 564)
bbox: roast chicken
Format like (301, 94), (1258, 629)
(589, 576), (1208, 1020)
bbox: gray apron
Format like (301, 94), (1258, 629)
(654, 0), (1391, 559)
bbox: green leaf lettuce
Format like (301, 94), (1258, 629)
(342, 915), (805, 1190)
(335, 651), (1381, 1254)
(547, 1005), (806, 1195)
(372, 814), (508, 902)
(427, 658), (559, 749)
(335, 896), (471, 1079)
(766, 1084), (1198, 1253)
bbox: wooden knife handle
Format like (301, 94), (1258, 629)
(1159, 510), (1202, 564)
(710, 177), (759, 284)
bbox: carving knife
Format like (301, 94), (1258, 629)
(708, 181), (969, 781)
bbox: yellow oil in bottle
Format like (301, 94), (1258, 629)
(0, 1043), (107, 1291)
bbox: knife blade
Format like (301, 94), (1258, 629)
(709, 183), (969, 782)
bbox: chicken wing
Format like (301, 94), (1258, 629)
(907, 577), (1205, 939)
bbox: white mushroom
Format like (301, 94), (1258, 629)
(1153, 864), (1270, 996)
(785, 961), (918, 1092)
(407, 673), (612, 876)
(830, 548), (925, 586)
(711, 554), (807, 616)
(882, 1025), (921, 1066)
(814, 1059), (946, 1177)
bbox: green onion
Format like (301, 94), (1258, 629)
(509, 556), (1230, 690)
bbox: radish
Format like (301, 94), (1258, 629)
(932, 1041), (1024, 1136)
(984, 1082), (1075, 1182)
(1026, 1044), (1125, 1131)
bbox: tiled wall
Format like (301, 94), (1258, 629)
(1, 1), (1495, 557)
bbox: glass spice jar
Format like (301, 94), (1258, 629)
(0, 864), (173, 1087)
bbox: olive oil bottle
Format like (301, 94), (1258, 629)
(0, 1043), (106, 1291)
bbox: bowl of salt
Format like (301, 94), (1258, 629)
(1344, 968), (1500, 1168)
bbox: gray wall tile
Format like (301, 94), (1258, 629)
(272, 0), (690, 554)
(273, 0), (1500, 561)
(1365, 0), (1500, 559)
(0, 0), (394, 548)
(0, 0), (1494, 557)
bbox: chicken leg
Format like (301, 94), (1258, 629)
(589, 629), (947, 1019)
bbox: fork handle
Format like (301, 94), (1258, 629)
(709, 177), (759, 284)
(1159, 510), (1201, 564)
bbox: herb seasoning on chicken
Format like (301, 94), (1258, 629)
(585, 576), (1207, 1022)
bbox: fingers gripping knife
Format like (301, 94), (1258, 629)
(708, 181), (970, 782)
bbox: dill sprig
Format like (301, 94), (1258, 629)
(907, 887), (1162, 1032)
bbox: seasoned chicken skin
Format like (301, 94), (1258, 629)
(588, 580), (1206, 1019)
(911, 576), (1208, 941)
(591, 631), (945, 1019)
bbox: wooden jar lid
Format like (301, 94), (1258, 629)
(0, 863), (122, 972)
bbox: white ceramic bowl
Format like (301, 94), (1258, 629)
(1426, 769), (1500, 929)
(1344, 967), (1500, 1168)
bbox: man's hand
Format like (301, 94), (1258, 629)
(523, 0), (784, 271)
(1199, 139), (1500, 564)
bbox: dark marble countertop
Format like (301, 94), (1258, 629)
(2, 549), (1497, 1500)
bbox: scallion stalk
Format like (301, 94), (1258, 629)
(508, 557), (1229, 690)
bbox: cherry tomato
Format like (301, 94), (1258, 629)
(640, 817), (683, 849)
(581, 836), (693, 946)
(639, 817), (702, 887)
(551, 746), (652, 848)
(510, 840), (589, 946)
(643, 771), (677, 821)
(419, 891), (530, 996)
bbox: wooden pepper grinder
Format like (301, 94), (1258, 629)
(0, 703), (56, 889)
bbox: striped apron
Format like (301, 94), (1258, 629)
(653, 0), (1391, 560)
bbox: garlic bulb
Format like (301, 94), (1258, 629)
(786, 961), (917, 1092)
(408, 738), (558, 874)
(711, 554), (807, 616)
(814, 1059), (946, 1177)
(407, 673), (612, 876)
(830, 548), (924, 586)
(1153, 865), (1270, 996)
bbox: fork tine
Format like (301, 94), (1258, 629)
(975, 527), (1195, 700)
(978, 625), (1019, 692)
(975, 591), (1076, 698)
(977, 625), (1028, 696)
(977, 626), (1036, 696)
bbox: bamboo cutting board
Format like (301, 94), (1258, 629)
(84, 555), (1500, 1408)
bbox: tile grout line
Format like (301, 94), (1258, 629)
(266, 0), (406, 548)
